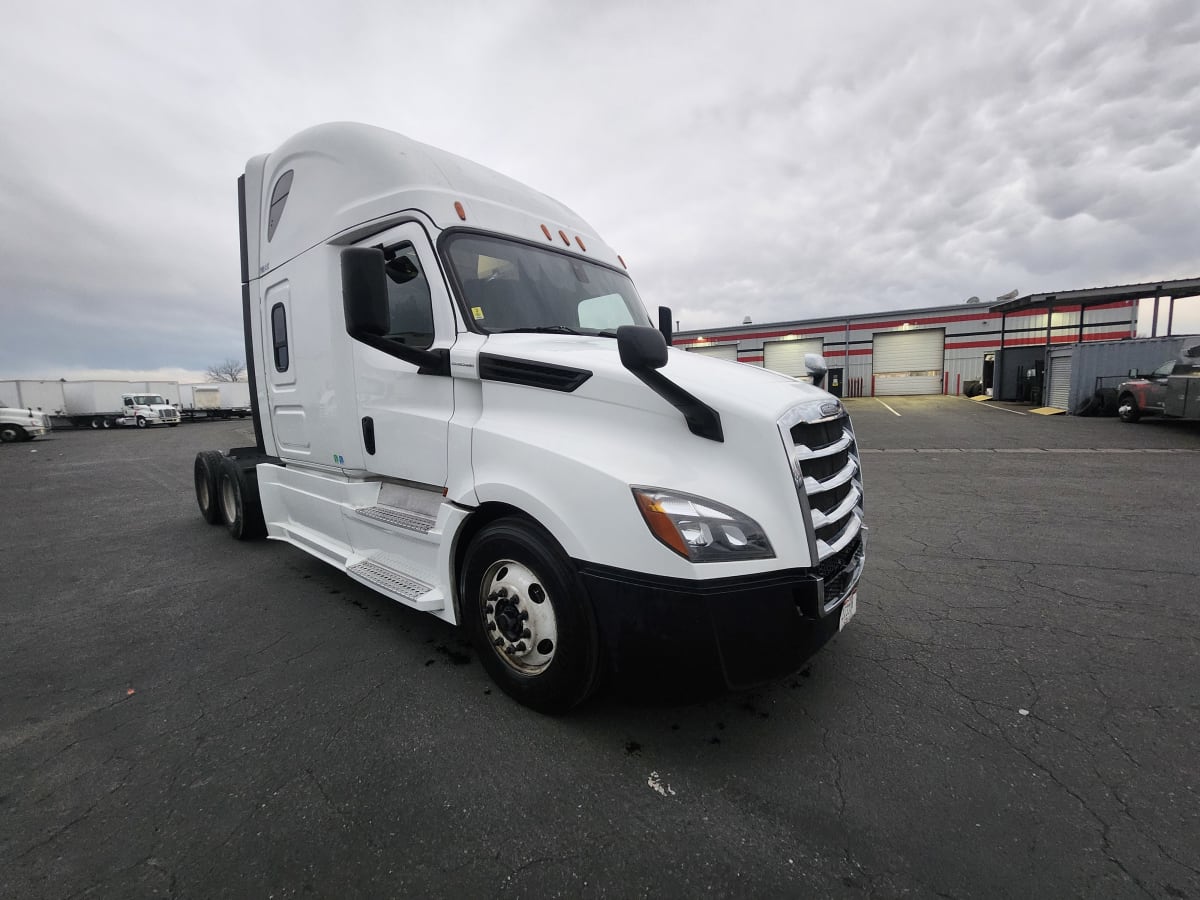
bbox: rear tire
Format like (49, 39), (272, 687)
(217, 456), (267, 540)
(460, 517), (601, 714)
(194, 450), (224, 525)
(1118, 394), (1141, 423)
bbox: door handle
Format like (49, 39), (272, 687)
(362, 416), (376, 455)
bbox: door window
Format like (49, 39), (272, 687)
(382, 243), (435, 349)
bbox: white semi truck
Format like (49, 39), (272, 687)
(61, 381), (181, 429)
(0, 406), (50, 442)
(193, 123), (866, 711)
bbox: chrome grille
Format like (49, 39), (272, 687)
(778, 400), (864, 562)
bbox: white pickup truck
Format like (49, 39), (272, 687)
(192, 123), (866, 711)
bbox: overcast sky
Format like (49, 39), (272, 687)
(2, 0), (1198, 382)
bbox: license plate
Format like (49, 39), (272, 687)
(838, 591), (857, 631)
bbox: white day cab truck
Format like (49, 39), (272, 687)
(61, 382), (181, 429)
(0, 407), (50, 443)
(193, 123), (866, 712)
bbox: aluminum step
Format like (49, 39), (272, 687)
(346, 557), (443, 611)
(354, 504), (436, 534)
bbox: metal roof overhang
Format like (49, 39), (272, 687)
(990, 277), (1200, 315)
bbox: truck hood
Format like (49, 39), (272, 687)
(477, 333), (832, 425)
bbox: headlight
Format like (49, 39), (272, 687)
(632, 487), (774, 562)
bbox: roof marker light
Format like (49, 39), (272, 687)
(558, 229), (570, 246)
(575, 236), (587, 251)
(541, 224), (553, 241)
(454, 201), (467, 221)
(618, 255), (627, 269)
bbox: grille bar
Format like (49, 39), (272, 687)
(802, 458), (858, 495)
(810, 484), (862, 529)
(792, 433), (852, 461)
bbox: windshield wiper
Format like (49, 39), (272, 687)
(496, 326), (585, 335)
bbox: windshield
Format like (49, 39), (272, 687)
(443, 233), (652, 335)
(130, 395), (165, 405)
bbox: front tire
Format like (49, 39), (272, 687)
(460, 517), (601, 713)
(1118, 394), (1141, 423)
(136, 416), (147, 429)
(217, 457), (267, 540)
(0, 424), (26, 443)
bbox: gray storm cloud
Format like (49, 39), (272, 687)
(0, 0), (1197, 378)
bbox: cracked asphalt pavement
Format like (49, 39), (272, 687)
(2, 398), (1198, 898)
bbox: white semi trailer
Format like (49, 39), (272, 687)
(193, 123), (866, 711)
(179, 382), (252, 420)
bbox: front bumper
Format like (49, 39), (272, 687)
(577, 536), (865, 691)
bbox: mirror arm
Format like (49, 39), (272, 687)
(626, 367), (723, 441)
(352, 331), (450, 376)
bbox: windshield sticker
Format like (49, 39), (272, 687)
(471, 306), (485, 320)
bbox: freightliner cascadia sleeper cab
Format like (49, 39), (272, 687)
(193, 123), (866, 712)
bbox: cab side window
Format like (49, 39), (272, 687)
(383, 243), (435, 349)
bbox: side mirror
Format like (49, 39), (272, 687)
(341, 247), (391, 337)
(1128, 368), (1138, 378)
(617, 325), (668, 371)
(658, 306), (673, 345)
(804, 352), (828, 386)
(339, 247), (449, 375)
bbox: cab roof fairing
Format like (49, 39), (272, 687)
(248, 122), (621, 277)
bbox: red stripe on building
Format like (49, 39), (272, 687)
(738, 355), (764, 363)
(820, 347), (872, 357)
(671, 300), (1134, 347)
(944, 329), (1134, 351)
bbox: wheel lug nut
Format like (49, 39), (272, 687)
(487, 622), (496, 632)
(485, 604), (494, 614)
(493, 638), (504, 647)
(521, 629), (531, 639)
(513, 642), (526, 653)
(519, 611), (529, 620)
(497, 588), (508, 599)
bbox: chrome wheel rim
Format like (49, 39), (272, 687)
(481, 559), (557, 675)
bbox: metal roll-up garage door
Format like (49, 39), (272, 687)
(873, 329), (945, 396)
(687, 344), (738, 361)
(763, 338), (825, 377)
(1047, 348), (1073, 410)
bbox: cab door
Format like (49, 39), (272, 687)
(349, 222), (458, 488)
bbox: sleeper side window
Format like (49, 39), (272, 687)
(271, 303), (290, 371)
(382, 243), (435, 349)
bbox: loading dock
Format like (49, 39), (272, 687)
(687, 343), (738, 361)
(763, 337), (825, 376)
(872, 329), (944, 396)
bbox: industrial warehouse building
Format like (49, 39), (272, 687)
(673, 278), (1200, 410)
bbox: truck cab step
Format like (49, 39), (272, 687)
(346, 556), (443, 610)
(355, 504), (436, 534)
